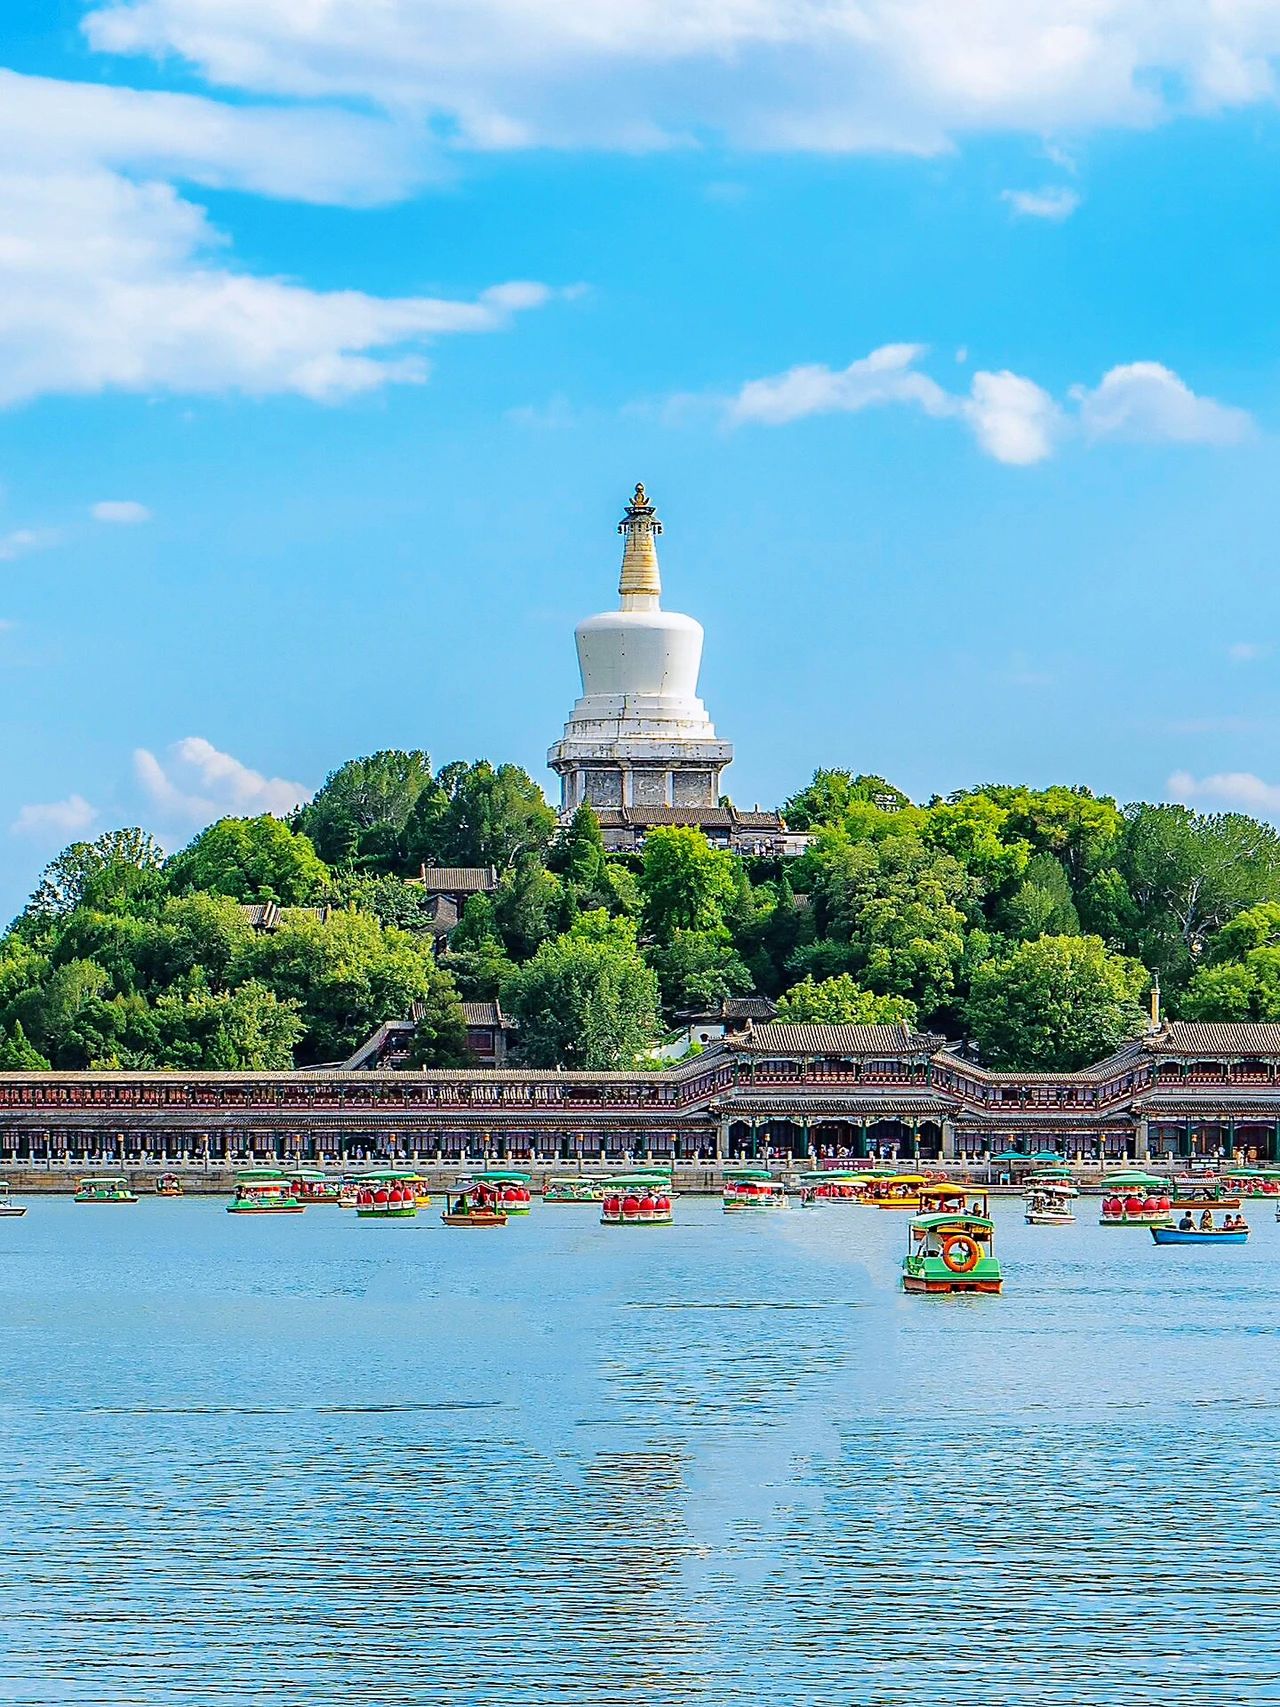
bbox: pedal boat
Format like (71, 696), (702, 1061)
(1099, 1173), (1173, 1227)
(1168, 1174), (1241, 1211)
(473, 1170), (533, 1214)
(601, 1176), (674, 1226)
(723, 1168), (788, 1211)
(155, 1172), (183, 1198)
(354, 1171), (419, 1219)
(869, 1172), (931, 1211)
(796, 1170), (872, 1206)
(903, 1200), (1003, 1295)
(226, 1170), (304, 1214)
(441, 1181), (507, 1227)
(289, 1168), (341, 1206)
(0, 1181), (27, 1216)
(74, 1175), (139, 1204)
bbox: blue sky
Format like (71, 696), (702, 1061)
(3, 1), (1280, 916)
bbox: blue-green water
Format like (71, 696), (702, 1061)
(2, 1196), (1278, 1706)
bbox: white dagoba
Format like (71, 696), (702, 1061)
(548, 484), (733, 813)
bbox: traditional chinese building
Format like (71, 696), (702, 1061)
(5, 1020), (1280, 1170)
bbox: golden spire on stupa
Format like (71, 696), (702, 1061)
(618, 481), (663, 602)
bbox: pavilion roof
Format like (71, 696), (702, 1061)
(728, 1021), (945, 1057)
(1144, 1021), (1280, 1057)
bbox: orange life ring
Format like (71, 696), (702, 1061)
(940, 1233), (982, 1274)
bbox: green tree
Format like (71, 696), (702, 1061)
(548, 803), (611, 904)
(25, 828), (165, 925)
(964, 934), (1147, 1070)
(793, 830), (978, 1017)
(1001, 853), (1081, 940)
(783, 770), (912, 829)
(235, 908), (467, 1064)
(297, 750), (441, 870)
(7, 958), (116, 1068)
(166, 816), (329, 905)
(639, 827), (740, 942)
(507, 911), (660, 1069)
(150, 980), (304, 1069)
(0, 1020), (50, 1070)
(1117, 804), (1280, 974)
(775, 974), (917, 1026)
(492, 856), (572, 961)
(649, 929), (752, 1014)
(963, 785), (1122, 887)
(420, 761), (557, 870)
(921, 795), (1029, 896)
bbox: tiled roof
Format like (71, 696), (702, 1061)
(720, 997), (779, 1020)
(424, 895), (460, 934)
(720, 1093), (954, 1116)
(416, 866), (498, 893)
(592, 806), (785, 831)
(238, 902), (330, 932)
(1146, 1022), (1280, 1057)
(461, 1001), (513, 1030)
(730, 1021), (945, 1057)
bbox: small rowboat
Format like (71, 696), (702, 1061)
(441, 1210), (508, 1228)
(0, 1181), (26, 1217)
(1152, 1225), (1248, 1245)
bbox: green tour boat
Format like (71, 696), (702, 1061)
(903, 1192), (1002, 1295)
(74, 1176), (138, 1204)
(227, 1170), (304, 1214)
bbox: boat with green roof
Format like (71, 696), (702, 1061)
(902, 1190), (1003, 1295)
(74, 1176), (138, 1205)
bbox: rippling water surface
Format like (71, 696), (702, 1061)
(3, 1195), (1279, 1705)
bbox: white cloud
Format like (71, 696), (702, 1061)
(81, 0), (1280, 156)
(1169, 770), (1280, 815)
(1074, 362), (1254, 445)
(91, 500), (152, 524)
(963, 369), (1061, 465)
(12, 794), (97, 837)
(0, 168), (560, 407)
(725, 346), (1249, 466)
(0, 68), (424, 208)
(0, 70), (563, 409)
(135, 737), (311, 823)
(0, 528), (60, 562)
(1228, 641), (1270, 663)
(728, 343), (954, 427)
(1001, 185), (1081, 220)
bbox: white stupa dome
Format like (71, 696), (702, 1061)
(548, 484), (732, 812)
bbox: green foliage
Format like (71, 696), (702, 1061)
(25, 828), (165, 925)
(962, 785), (1122, 886)
(793, 830), (977, 1013)
(149, 981), (304, 1070)
(297, 750), (440, 869)
(649, 929), (752, 1014)
(964, 935), (1148, 1070)
(1001, 853), (1081, 940)
(166, 816), (328, 905)
(1183, 901), (1280, 1019)
(507, 910), (661, 1069)
(1117, 805), (1280, 966)
(782, 770), (912, 829)
(418, 761), (556, 870)
(234, 909), (468, 1065)
(0, 1020), (50, 1070)
(548, 804), (611, 903)
(775, 974), (917, 1026)
(639, 827), (740, 941)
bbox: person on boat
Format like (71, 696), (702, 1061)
(1199, 1208), (1214, 1231)
(1178, 1212), (1194, 1231)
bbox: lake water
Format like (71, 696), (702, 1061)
(2, 1194), (1278, 1706)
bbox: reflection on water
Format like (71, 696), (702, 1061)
(2, 1197), (1277, 1704)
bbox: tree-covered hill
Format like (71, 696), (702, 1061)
(4, 752), (1279, 1074)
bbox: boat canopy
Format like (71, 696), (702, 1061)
(235, 1168), (289, 1182)
(882, 1173), (930, 1186)
(78, 1175), (129, 1186)
(909, 1211), (994, 1231)
(1101, 1172), (1168, 1189)
(360, 1169), (426, 1184)
(608, 1173), (675, 1187)
(798, 1171), (871, 1183)
(918, 1183), (968, 1199)
(288, 1168), (330, 1181)
(725, 1168), (776, 1181)
(474, 1170), (532, 1183)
